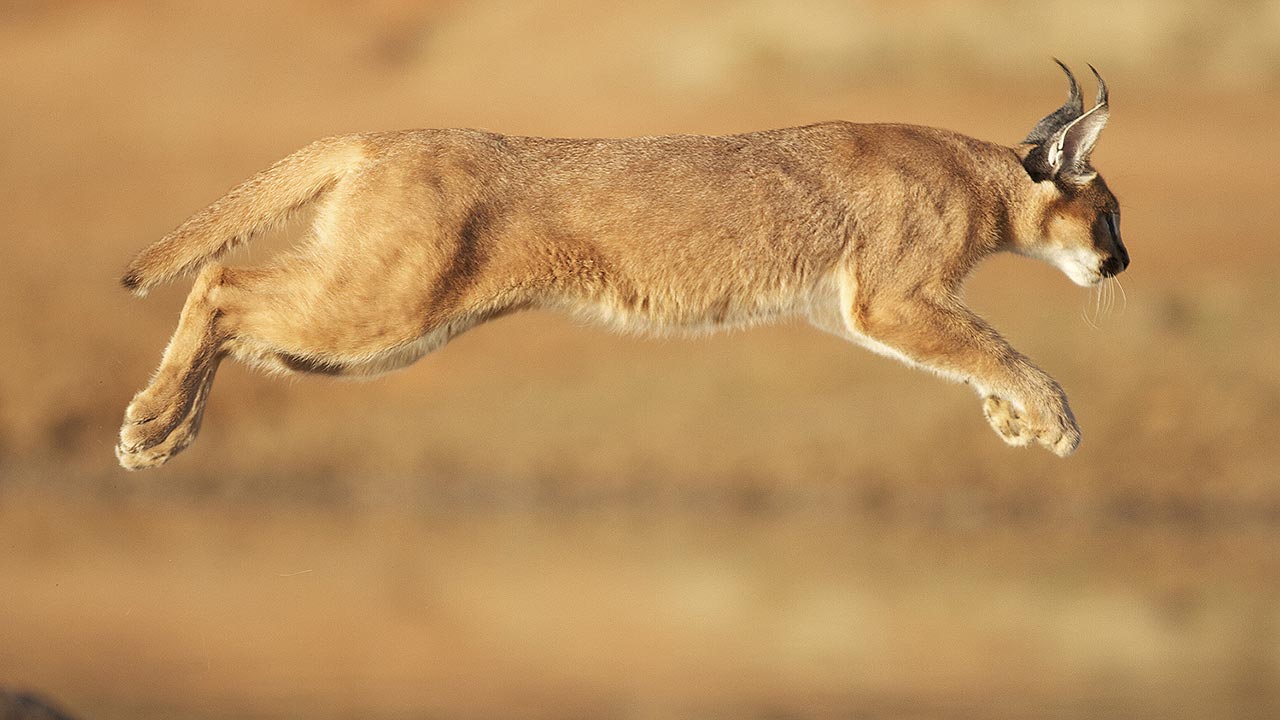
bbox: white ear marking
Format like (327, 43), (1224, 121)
(1047, 134), (1065, 169)
(1046, 101), (1108, 180)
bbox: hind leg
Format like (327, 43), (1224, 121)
(118, 264), (230, 470)
(117, 256), (465, 470)
(117, 262), (324, 470)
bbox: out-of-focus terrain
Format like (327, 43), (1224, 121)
(1, 2), (1278, 719)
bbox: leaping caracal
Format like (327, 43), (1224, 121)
(117, 62), (1128, 470)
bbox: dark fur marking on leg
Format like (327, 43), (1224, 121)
(422, 202), (496, 327)
(277, 352), (347, 376)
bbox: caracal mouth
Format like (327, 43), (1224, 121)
(1064, 268), (1103, 287)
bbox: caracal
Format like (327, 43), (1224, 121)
(117, 62), (1128, 470)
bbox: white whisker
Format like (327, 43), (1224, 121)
(1082, 286), (1099, 329)
(1084, 277), (1127, 325)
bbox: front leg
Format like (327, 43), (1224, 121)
(835, 291), (1081, 457)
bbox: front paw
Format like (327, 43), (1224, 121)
(1038, 403), (1081, 457)
(982, 394), (1080, 457)
(983, 396), (1033, 447)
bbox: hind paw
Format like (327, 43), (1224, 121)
(116, 390), (204, 470)
(118, 393), (184, 452)
(116, 412), (202, 470)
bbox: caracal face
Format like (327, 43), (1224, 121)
(1025, 175), (1129, 288)
(1012, 62), (1129, 289)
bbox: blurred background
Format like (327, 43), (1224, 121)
(1, 1), (1278, 718)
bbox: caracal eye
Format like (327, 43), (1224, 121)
(1105, 212), (1119, 239)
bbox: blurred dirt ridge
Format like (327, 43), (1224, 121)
(0, 689), (79, 720)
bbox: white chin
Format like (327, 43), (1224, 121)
(1064, 267), (1102, 287)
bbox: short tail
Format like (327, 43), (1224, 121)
(121, 135), (368, 296)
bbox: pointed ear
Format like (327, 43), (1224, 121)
(1022, 59), (1083, 145)
(1023, 63), (1111, 184)
(1044, 102), (1109, 183)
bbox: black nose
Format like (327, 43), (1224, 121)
(1118, 243), (1130, 270)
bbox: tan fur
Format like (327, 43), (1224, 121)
(117, 82), (1128, 470)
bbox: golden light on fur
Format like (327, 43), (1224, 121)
(117, 63), (1128, 470)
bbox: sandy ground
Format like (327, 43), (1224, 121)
(3, 495), (1278, 720)
(0, 2), (1278, 718)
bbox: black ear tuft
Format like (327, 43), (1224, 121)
(1088, 63), (1108, 106)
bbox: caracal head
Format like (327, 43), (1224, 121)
(1014, 60), (1130, 288)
